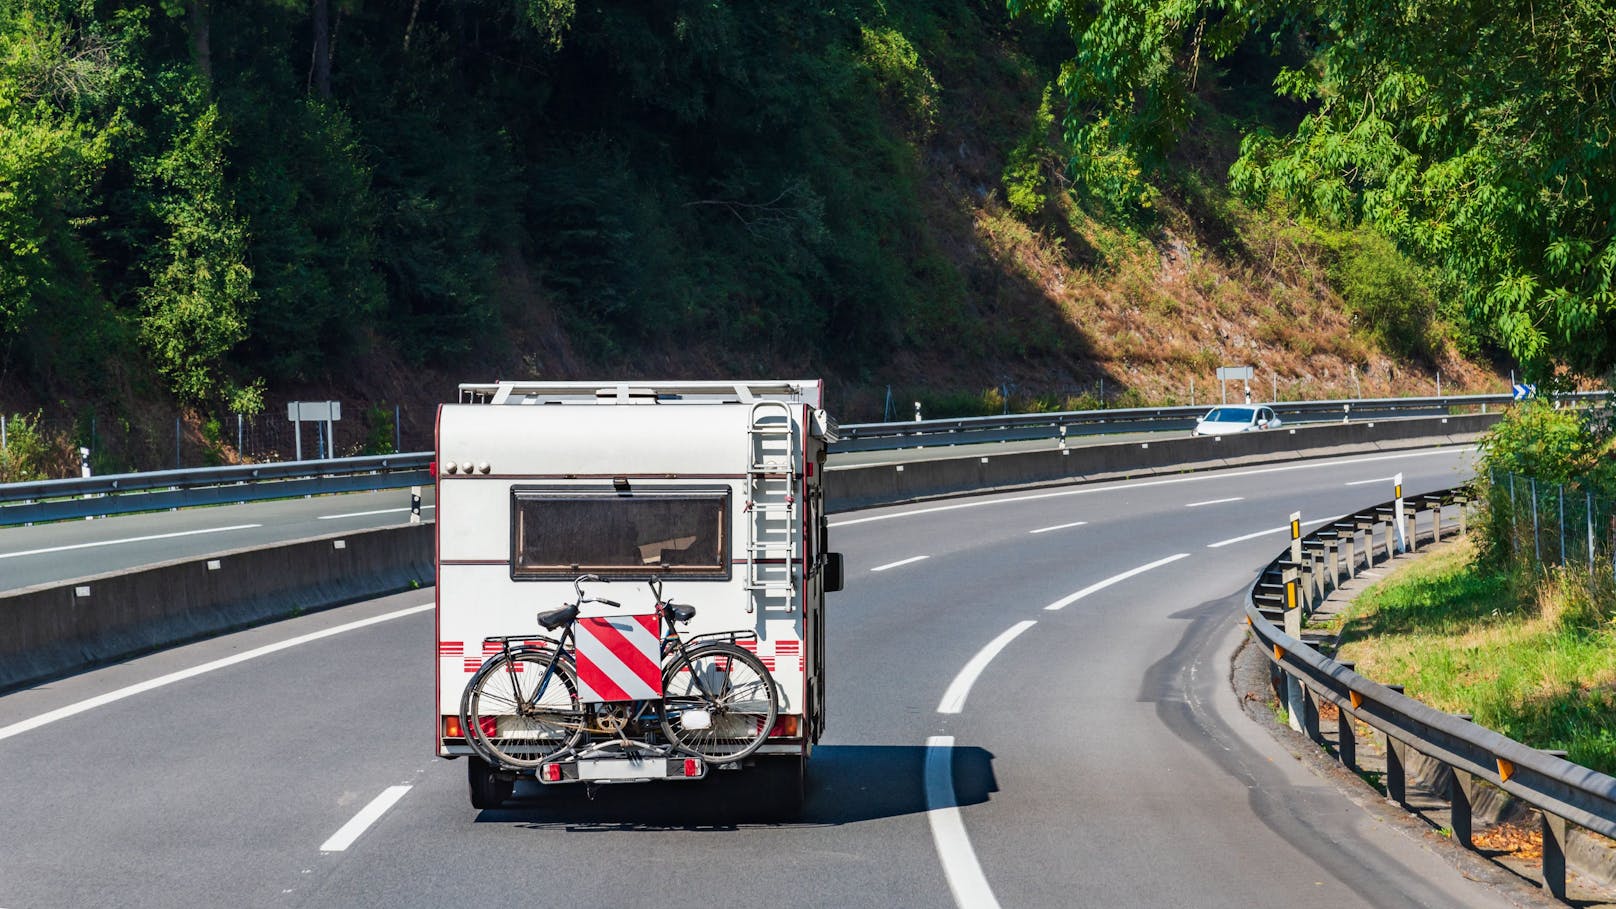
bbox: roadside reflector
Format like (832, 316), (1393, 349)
(1497, 757), (1514, 783)
(543, 763), (562, 782)
(1349, 691), (1363, 709)
(1273, 644), (1285, 661)
(444, 716), (462, 738)
(683, 759), (700, 777)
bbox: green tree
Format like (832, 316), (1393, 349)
(137, 93), (254, 405)
(1021, 0), (1616, 380)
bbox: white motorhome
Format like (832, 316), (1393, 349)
(434, 380), (842, 812)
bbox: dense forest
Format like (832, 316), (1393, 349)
(0, 0), (1611, 472)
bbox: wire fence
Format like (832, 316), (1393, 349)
(0, 400), (433, 477)
(1484, 469), (1616, 576)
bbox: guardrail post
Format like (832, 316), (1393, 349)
(1384, 684), (1406, 804)
(1301, 685), (1320, 741)
(1450, 766), (1474, 849)
(1542, 812), (1569, 901)
(1337, 662), (1357, 769)
(1385, 737), (1406, 804)
(1286, 673), (1305, 733)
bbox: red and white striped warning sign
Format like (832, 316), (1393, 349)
(575, 612), (662, 703)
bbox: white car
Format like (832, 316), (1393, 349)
(1193, 405), (1281, 436)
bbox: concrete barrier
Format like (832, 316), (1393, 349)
(824, 413), (1496, 510)
(0, 524), (432, 692)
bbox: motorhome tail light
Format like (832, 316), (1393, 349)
(428, 460), (437, 478)
(683, 759), (701, 777)
(443, 716), (462, 738)
(542, 763), (563, 782)
(768, 716), (800, 738)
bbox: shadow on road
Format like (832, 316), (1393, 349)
(474, 743), (997, 830)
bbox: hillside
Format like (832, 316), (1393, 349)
(0, 1), (1505, 473)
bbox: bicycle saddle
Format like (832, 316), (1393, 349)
(665, 602), (697, 623)
(536, 604), (579, 630)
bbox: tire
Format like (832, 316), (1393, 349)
(467, 756), (514, 810)
(751, 754), (806, 821)
(660, 643), (778, 763)
(462, 648), (583, 769)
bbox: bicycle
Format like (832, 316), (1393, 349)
(460, 575), (779, 774)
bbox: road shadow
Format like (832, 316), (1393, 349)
(473, 743), (997, 830)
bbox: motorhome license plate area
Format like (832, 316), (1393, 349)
(579, 758), (671, 781)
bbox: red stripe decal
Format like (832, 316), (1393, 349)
(589, 618), (657, 678)
(578, 665), (634, 702)
(462, 658), (481, 673)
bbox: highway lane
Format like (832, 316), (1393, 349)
(0, 446), (1524, 908)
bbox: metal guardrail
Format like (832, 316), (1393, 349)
(834, 391), (1609, 452)
(1247, 489), (1616, 901)
(0, 454), (432, 526)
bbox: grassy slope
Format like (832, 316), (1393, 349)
(1335, 540), (1616, 774)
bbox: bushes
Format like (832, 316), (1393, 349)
(0, 412), (50, 483)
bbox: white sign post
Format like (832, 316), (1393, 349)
(288, 401), (342, 461)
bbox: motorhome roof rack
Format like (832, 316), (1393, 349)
(457, 380), (822, 408)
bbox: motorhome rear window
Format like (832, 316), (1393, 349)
(510, 487), (730, 579)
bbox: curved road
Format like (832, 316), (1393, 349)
(0, 446), (1519, 908)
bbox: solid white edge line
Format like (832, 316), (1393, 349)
(1043, 553), (1190, 611)
(319, 785), (413, 852)
(1345, 477), (1395, 486)
(925, 735), (1001, 909)
(0, 602), (434, 743)
(318, 505), (437, 520)
(1205, 518), (1332, 549)
(871, 555), (929, 572)
(828, 446), (1471, 528)
(937, 620), (1036, 715)
(1185, 497), (1243, 508)
(0, 524), (263, 560)
(1028, 520), (1088, 534)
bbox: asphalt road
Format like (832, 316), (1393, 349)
(0, 445), (1529, 908)
(0, 486), (435, 593)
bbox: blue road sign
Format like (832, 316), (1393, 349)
(1512, 384), (1537, 400)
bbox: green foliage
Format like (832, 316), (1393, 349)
(1324, 228), (1437, 362)
(0, 411), (49, 482)
(363, 403), (395, 456)
(1478, 402), (1606, 485)
(1023, 0), (1616, 381)
(857, 24), (939, 136)
(1002, 85), (1055, 217)
(137, 95), (254, 405)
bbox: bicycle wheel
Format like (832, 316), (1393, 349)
(462, 648), (583, 769)
(660, 643), (778, 763)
